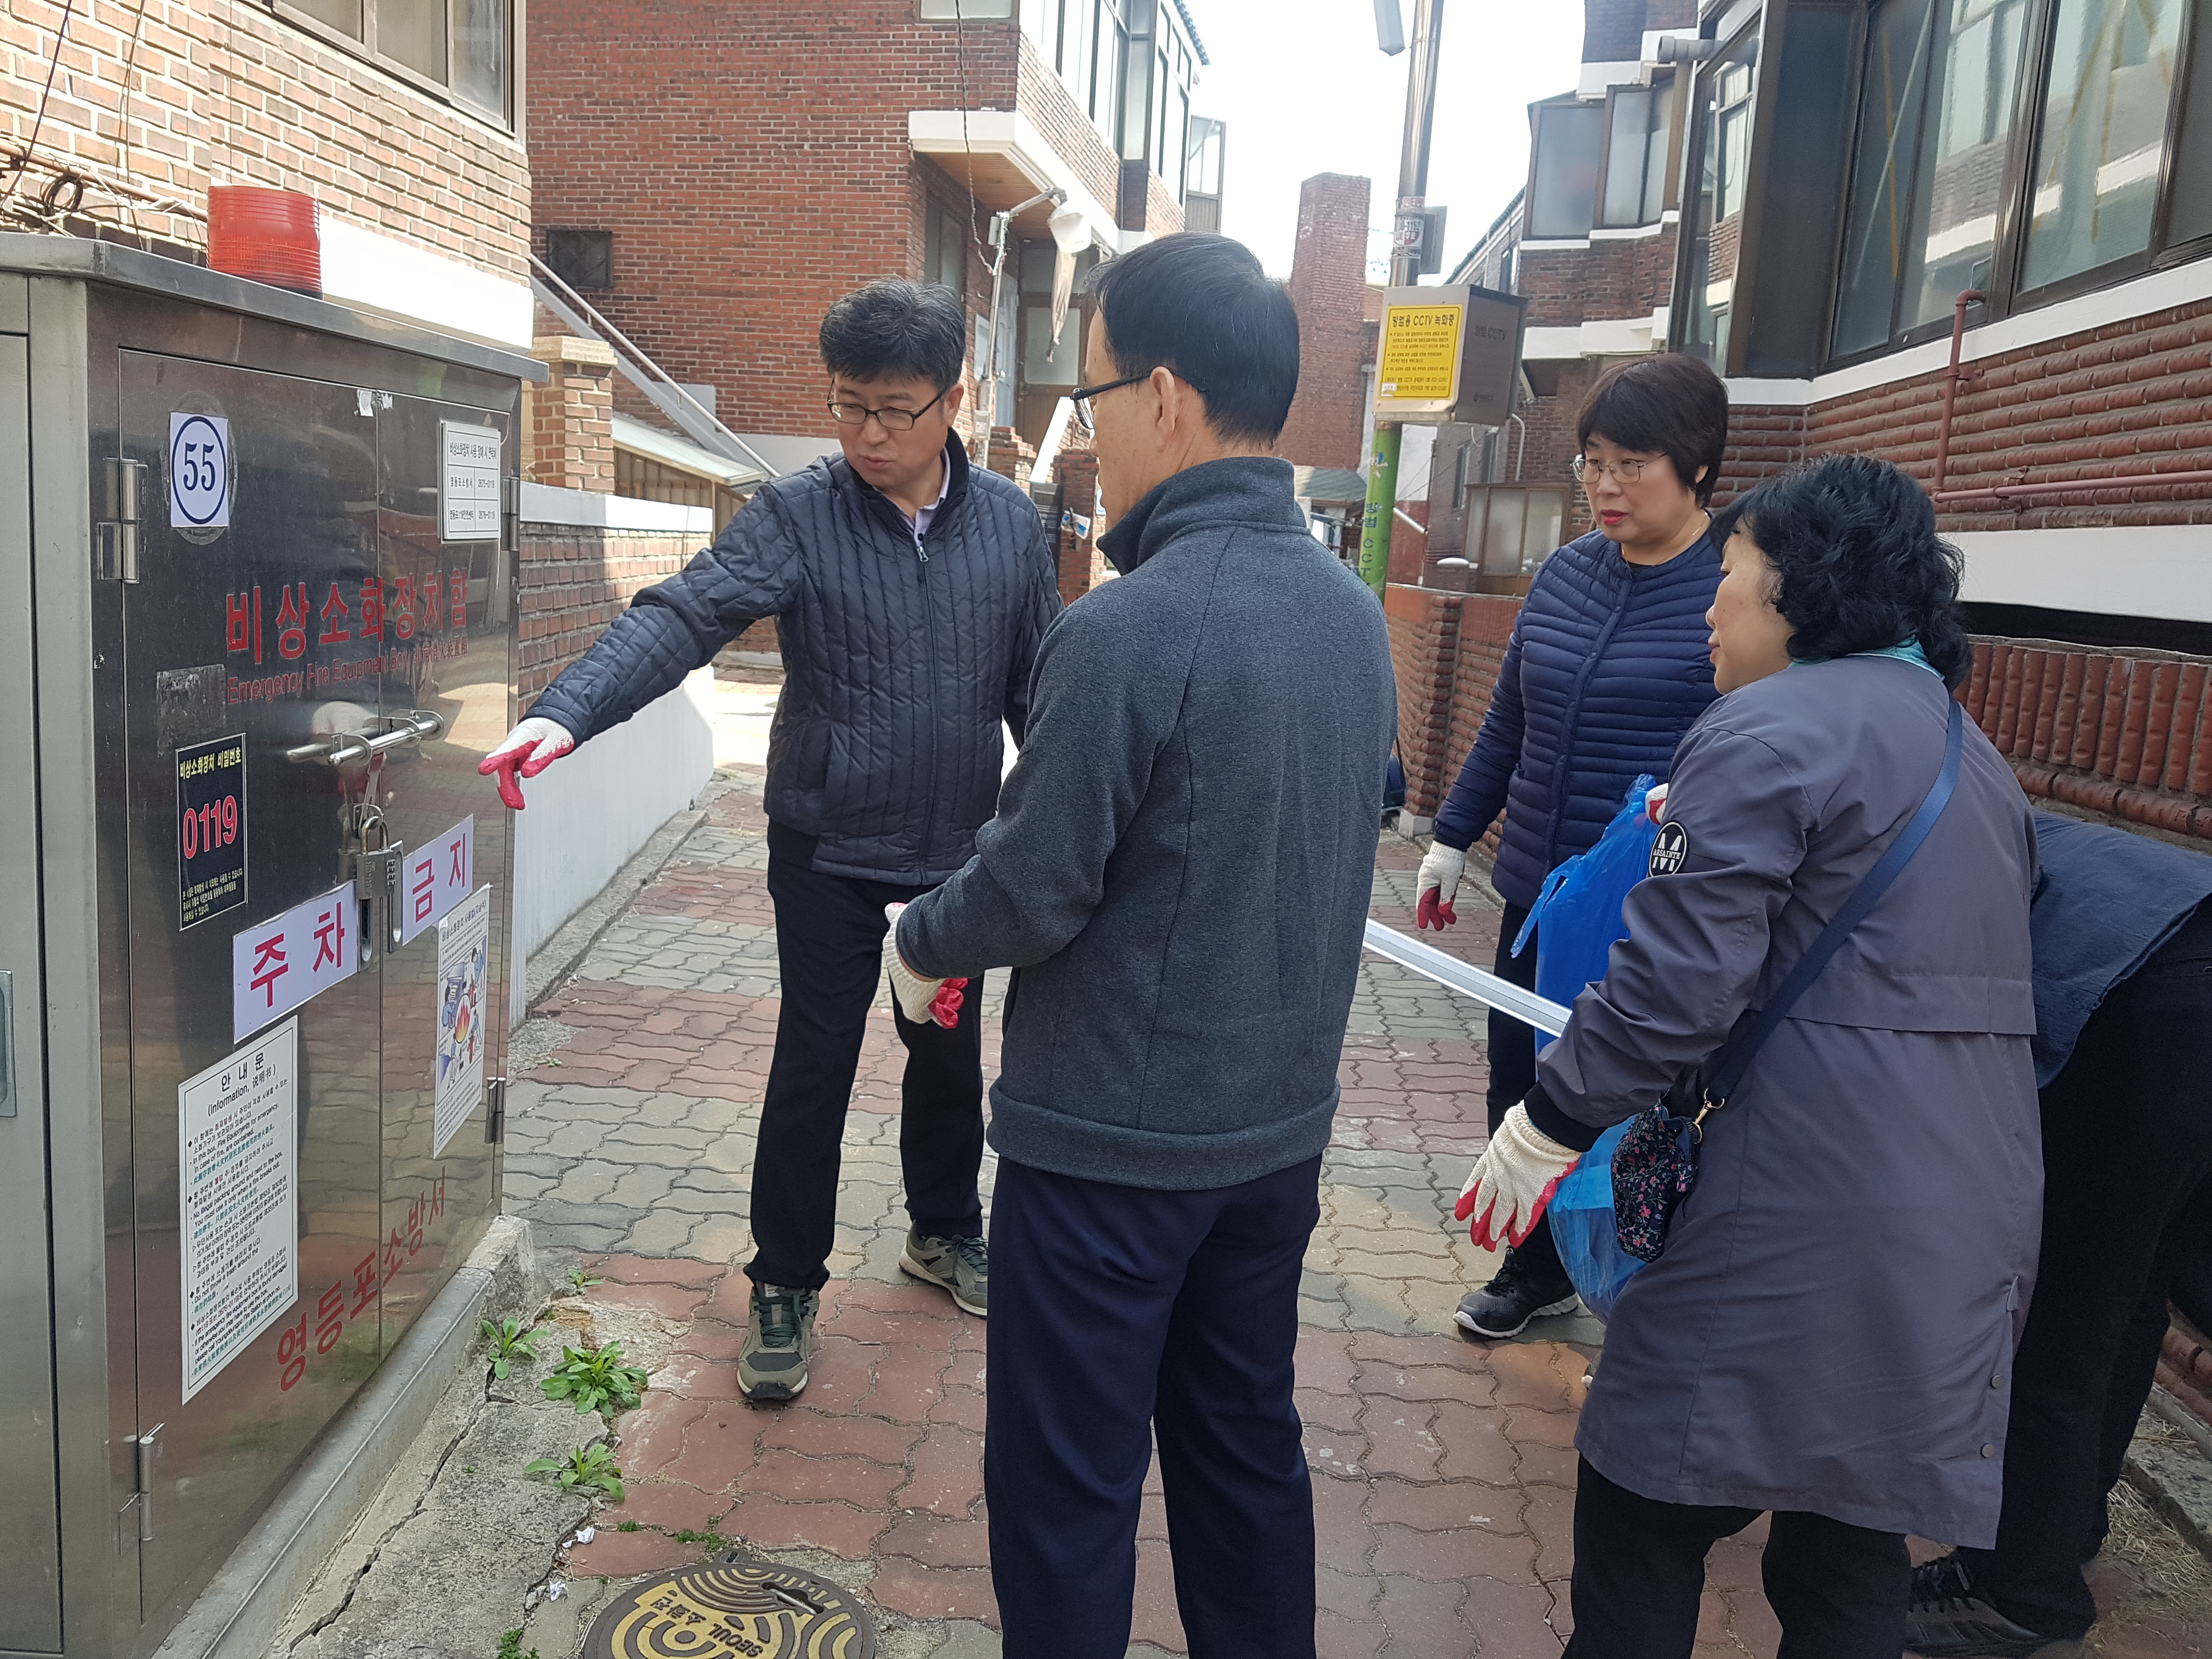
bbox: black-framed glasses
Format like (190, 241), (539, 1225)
(826, 386), (949, 432)
(1571, 454), (1652, 485)
(1071, 366), (1210, 426)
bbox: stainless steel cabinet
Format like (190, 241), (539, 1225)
(0, 235), (534, 1659)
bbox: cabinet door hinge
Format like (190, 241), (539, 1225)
(95, 458), (146, 583)
(486, 1076), (507, 1144)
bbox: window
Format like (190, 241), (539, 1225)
(1826, 0), (2209, 362)
(544, 229), (612, 292)
(926, 206), (968, 294)
(272, 0), (514, 125)
(1675, 26), (1762, 365)
(1599, 76), (1674, 227)
(1526, 98), (1606, 238)
(1833, 0), (2032, 357)
(2019, 0), (2185, 292)
(920, 0), (1015, 14)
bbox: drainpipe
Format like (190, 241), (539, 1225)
(1928, 286), (2212, 508)
(1929, 289), (1984, 499)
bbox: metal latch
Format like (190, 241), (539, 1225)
(127, 1423), (163, 1542)
(285, 709), (444, 769)
(95, 458), (145, 583)
(486, 1076), (506, 1144)
(0, 969), (14, 1118)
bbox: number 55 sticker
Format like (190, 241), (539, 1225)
(170, 411), (232, 530)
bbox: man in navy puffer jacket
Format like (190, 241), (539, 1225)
(1416, 353), (1729, 1339)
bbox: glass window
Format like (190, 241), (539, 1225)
(291, 0), (363, 37)
(2169, 5), (2212, 246)
(1600, 80), (1672, 227)
(379, 0), (448, 81)
(1677, 28), (1761, 365)
(1527, 100), (1605, 238)
(2021, 0), (2186, 291)
(451, 0), (506, 119)
(1832, 0), (2031, 358)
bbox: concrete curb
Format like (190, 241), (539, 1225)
(151, 1217), (546, 1659)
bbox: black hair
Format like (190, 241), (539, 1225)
(1577, 353), (1731, 506)
(819, 279), (967, 392)
(1085, 233), (1300, 444)
(1711, 453), (1973, 687)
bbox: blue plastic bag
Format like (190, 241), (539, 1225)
(1513, 774), (1661, 1054)
(1547, 1117), (1641, 1322)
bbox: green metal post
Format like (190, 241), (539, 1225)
(1359, 424), (1401, 599)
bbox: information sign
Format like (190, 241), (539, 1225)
(179, 1019), (298, 1402)
(433, 885), (492, 1156)
(177, 733), (248, 929)
(439, 421), (502, 542)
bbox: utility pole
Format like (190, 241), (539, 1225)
(1359, 0), (1444, 599)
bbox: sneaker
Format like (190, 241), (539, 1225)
(900, 1228), (988, 1316)
(738, 1282), (818, 1402)
(1905, 1555), (2086, 1657)
(1453, 1250), (1580, 1340)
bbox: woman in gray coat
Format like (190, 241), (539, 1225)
(1458, 455), (2041, 1658)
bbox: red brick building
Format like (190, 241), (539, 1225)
(0, 0), (534, 345)
(1278, 173), (1375, 472)
(526, 0), (1221, 459)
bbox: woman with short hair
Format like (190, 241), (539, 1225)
(1418, 352), (1730, 1338)
(1459, 454), (2041, 1658)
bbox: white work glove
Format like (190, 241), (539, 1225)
(478, 716), (577, 809)
(1416, 841), (1466, 930)
(1454, 1103), (1579, 1250)
(882, 903), (967, 1030)
(1644, 781), (1670, 821)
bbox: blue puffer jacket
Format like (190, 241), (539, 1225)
(1434, 527), (1722, 909)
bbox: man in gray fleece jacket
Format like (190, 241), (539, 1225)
(891, 234), (1397, 1659)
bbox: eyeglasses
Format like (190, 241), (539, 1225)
(826, 386), (949, 432)
(1070, 366), (1211, 426)
(1571, 455), (1655, 486)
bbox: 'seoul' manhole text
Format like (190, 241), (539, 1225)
(583, 1549), (879, 1659)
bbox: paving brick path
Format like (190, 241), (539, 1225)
(504, 758), (2211, 1659)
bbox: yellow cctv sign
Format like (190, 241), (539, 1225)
(1374, 284), (1528, 427)
(1378, 304), (1463, 402)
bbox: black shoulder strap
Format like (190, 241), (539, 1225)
(1702, 696), (1966, 1109)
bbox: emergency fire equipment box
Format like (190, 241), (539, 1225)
(0, 234), (538, 1658)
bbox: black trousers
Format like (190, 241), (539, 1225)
(1959, 900), (2212, 1637)
(1489, 899), (1568, 1287)
(985, 1154), (1322, 1659)
(1565, 1458), (1909, 1659)
(745, 823), (986, 1293)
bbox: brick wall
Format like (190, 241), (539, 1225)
(1277, 173), (1373, 471)
(0, 0), (528, 273)
(1385, 583), (2212, 851)
(1516, 232), (1677, 331)
(528, 335), (617, 491)
(1014, 33), (1122, 217)
(529, 0), (1023, 438)
(1718, 301), (2212, 530)
(517, 527), (703, 703)
(1050, 446), (1107, 605)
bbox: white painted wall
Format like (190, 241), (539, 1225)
(1954, 525), (2212, 623)
(510, 667), (718, 1022)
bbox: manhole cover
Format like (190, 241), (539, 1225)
(582, 1548), (878, 1659)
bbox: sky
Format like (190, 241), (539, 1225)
(1190, 0), (1585, 282)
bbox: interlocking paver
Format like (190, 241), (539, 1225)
(491, 752), (2211, 1659)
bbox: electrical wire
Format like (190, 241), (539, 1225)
(3, 0), (80, 205)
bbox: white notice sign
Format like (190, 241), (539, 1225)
(399, 816), (475, 945)
(180, 1020), (299, 1403)
(434, 884), (492, 1156)
(232, 882), (358, 1041)
(439, 420), (502, 541)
